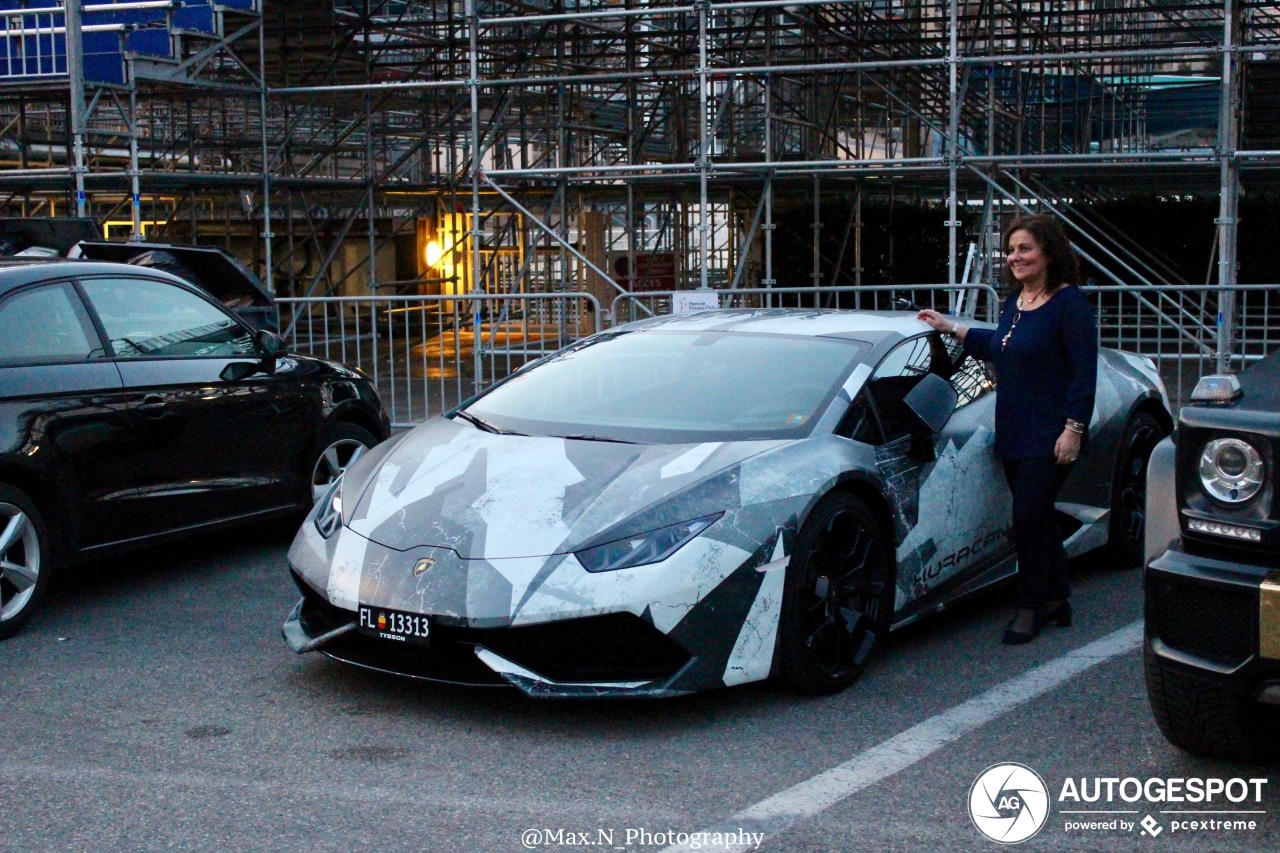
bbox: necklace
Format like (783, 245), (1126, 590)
(1016, 288), (1045, 310)
(1000, 311), (1021, 351)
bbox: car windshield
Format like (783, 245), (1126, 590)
(463, 329), (869, 443)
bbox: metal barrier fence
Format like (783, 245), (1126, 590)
(277, 292), (602, 429)
(1079, 284), (1279, 410)
(279, 283), (1276, 426)
(609, 284), (1003, 326)
(611, 282), (1275, 410)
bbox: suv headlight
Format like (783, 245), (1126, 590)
(315, 475), (345, 538)
(1199, 437), (1264, 504)
(575, 513), (723, 573)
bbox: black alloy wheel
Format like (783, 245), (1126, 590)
(0, 484), (51, 641)
(778, 492), (895, 694)
(1109, 411), (1164, 567)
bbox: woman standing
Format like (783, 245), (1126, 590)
(917, 214), (1097, 644)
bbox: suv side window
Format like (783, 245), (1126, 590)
(0, 282), (103, 365)
(78, 277), (255, 358)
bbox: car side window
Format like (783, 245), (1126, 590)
(841, 336), (936, 444)
(940, 336), (996, 410)
(0, 282), (103, 365)
(79, 277), (255, 358)
(871, 335), (933, 382)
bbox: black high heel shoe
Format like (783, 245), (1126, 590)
(1041, 600), (1073, 627)
(1002, 608), (1041, 645)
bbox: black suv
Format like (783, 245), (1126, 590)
(1144, 350), (1280, 760)
(0, 259), (389, 639)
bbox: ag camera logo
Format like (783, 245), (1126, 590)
(969, 763), (1050, 844)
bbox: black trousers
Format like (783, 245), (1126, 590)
(1001, 457), (1073, 609)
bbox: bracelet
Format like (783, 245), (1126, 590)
(1065, 419), (1086, 434)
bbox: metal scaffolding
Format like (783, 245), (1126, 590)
(2, 1), (1278, 363)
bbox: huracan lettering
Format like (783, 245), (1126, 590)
(912, 527), (1011, 586)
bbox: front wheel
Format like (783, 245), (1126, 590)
(0, 484), (51, 641)
(1109, 410), (1164, 566)
(777, 492), (895, 694)
(1144, 643), (1279, 762)
(309, 422), (378, 504)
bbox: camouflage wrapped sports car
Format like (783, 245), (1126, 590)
(282, 309), (1170, 697)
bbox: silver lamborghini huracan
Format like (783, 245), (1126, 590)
(282, 309), (1169, 698)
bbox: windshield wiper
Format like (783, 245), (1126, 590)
(556, 433), (637, 444)
(452, 410), (524, 435)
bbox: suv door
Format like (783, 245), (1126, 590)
(0, 279), (132, 550)
(76, 275), (307, 538)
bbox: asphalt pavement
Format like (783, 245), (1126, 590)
(2, 523), (1276, 852)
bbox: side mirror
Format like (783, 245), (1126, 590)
(904, 373), (958, 434)
(219, 361), (258, 382)
(256, 329), (285, 358)
(221, 330), (286, 380)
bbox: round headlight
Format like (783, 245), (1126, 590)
(1198, 437), (1264, 504)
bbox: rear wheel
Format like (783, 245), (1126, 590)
(309, 423), (378, 504)
(0, 484), (51, 641)
(777, 492), (895, 694)
(1109, 410), (1164, 566)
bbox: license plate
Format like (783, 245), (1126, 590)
(358, 605), (430, 646)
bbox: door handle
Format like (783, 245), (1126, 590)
(138, 394), (168, 417)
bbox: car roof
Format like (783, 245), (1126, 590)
(612, 307), (935, 340)
(0, 258), (187, 294)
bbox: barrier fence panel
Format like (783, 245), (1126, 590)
(279, 285), (1275, 428)
(1080, 284), (1279, 411)
(277, 292), (602, 428)
(611, 283), (1279, 412)
(608, 284), (1004, 327)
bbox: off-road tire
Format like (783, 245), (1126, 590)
(1144, 642), (1278, 762)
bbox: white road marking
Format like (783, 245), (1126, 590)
(663, 621), (1144, 853)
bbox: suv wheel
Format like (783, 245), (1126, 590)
(1144, 643), (1279, 762)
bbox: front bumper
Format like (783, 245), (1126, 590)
(1145, 544), (1280, 701)
(282, 578), (697, 698)
(283, 491), (790, 697)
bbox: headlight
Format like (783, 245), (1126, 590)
(575, 513), (723, 573)
(1198, 437), (1264, 504)
(314, 475), (344, 538)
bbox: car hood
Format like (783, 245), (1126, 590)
(344, 417), (788, 559)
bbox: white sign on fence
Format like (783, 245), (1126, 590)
(672, 291), (720, 314)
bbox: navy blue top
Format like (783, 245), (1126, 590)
(963, 285), (1098, 459)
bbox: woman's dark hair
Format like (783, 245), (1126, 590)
(1001, 213), (1079, 293)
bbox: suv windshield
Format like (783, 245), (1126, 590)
(464, 329), (868, 443)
